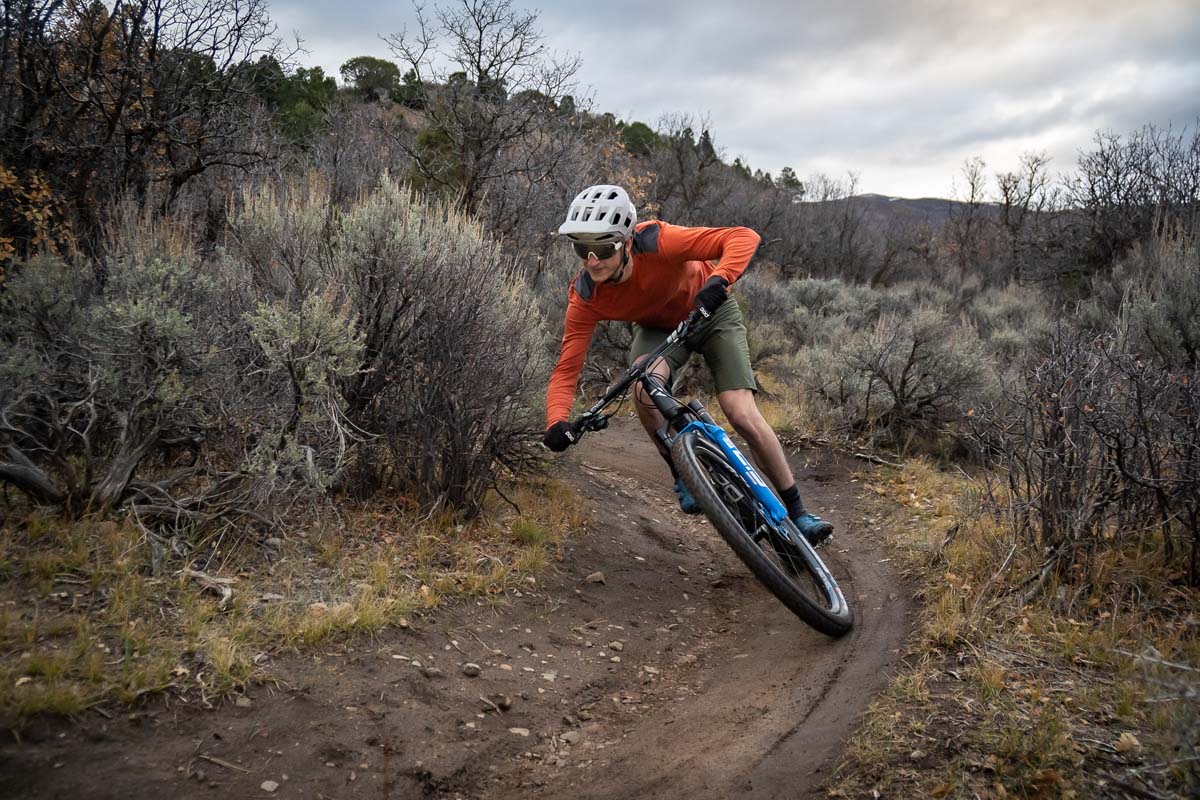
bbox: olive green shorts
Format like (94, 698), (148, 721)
(629, 297), (757, 394)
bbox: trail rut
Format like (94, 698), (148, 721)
(0, 417), (914, 800)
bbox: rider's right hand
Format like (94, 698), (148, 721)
(542, 421), (578, 452)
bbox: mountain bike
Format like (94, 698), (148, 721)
(566, 310), (854, 637)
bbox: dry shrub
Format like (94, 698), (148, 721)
(797, 307), (991, 444)
(2, 172), (551, 530)
(973, 324), (1200, 596)
(229, 174), (550, 513)
(973, 233), (1200, 592)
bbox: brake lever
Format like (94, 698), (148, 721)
(575, 413), (609, 435)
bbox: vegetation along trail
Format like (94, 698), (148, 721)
(0, 417), (912, 799)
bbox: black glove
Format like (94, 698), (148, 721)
(542, 421), (578, 452)
(694, 276), (729, 317)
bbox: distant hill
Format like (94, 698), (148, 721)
(853, 193), (963, 227)
(797, 192), (991, 231)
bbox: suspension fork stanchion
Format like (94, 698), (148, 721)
(640, 373), (690, 454)
(642, 373), (689, 428)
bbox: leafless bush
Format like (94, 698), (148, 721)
(841, 308), (991, 437)
(309, 101), (415, 207)
(0, 0), (286, 258)
(972, 323), (1200, 596)
(1065, 123), (1200, 273)
(383, 0), (582, 217)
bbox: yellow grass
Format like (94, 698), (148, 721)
(0, 474), (588, 725)
(835, 458), (1199, 799)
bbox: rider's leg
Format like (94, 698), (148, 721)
(629, 325), (701, 515)
(633, 356), (701, 514)
(702, 299), (833, 544)
(632, 355), (673, 457)
(717, 387), (833, 544)
(716, 389), (794, 490)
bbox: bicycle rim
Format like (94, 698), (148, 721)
(672, 431), (854, 637)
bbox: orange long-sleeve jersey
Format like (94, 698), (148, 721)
(545, 220), (761, 427)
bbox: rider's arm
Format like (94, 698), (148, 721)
(546, 300), (600, 428)
(658, 223), (761, 285)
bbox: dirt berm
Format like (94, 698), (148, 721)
(1, 417), (914, 799)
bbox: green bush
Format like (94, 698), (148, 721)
(964, 285), (1050, 364)
(801, 307), (992, 441)
(230, 175), (550, 513)
(1, 175), (550, 525)
(0, 248), (219, 515)
(1121, 235), (1200, 369)
(0, 213), (361, 528)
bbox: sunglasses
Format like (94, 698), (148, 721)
(572, 241), (623, 261)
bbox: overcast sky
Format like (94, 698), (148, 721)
(271, 0), (1200, 198)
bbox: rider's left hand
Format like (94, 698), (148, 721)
(694, 276), (728, 317)
(542, 421), (577, 452)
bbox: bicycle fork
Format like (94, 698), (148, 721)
(641, 375), (789, 528)
(642, 374), (712, 452)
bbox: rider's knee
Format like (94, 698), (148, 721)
(723, 405), (762, 437)
(633, 380), (660, 412)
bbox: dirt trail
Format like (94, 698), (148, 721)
(0, 417), (913, 800)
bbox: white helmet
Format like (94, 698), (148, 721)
(557, 185), (637, 243)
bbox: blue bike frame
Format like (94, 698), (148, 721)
(673, 420), (789, 526)
(572, 310), (789, 529)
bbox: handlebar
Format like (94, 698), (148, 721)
(568, 309), (706, 439)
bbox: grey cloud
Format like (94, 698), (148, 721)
(273, 0), (1200, 195)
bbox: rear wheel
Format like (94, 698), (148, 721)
(672, 431), (854, 637)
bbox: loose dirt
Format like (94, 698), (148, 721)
(0, 417), (914, 799)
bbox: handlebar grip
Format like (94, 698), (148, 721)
(570, 414), (609, 438)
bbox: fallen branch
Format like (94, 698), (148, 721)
(178, 568), (235, 610)
(198, 754), (250, 773)
(852, 451), (902, 468)
(1114, 649), (1200, 674)
(1098, 773), (1172, 800)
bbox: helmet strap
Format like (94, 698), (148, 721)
(604, 245), (630, 284)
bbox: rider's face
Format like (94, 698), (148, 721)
(581, 244), (625, 283)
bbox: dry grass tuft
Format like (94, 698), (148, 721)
(0, 475), (588, 726)
(833, 460), (1199, 799)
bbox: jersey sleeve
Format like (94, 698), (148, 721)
(657, 223), (761, 284)
(545, 297), (600, 427)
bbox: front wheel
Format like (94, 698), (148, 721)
(672, 431), (854, 637)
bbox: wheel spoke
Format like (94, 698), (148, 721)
(675, 433), (853, 636)
(701, 449), (828, 599)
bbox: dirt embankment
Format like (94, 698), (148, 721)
(1, 418), (914, 800)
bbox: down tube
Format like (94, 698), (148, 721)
(678, 422), (788, 524)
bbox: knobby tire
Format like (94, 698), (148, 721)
(672, 431), (854, 637)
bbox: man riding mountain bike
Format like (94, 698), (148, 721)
(541, 184), (834, 547)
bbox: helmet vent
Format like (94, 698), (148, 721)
(558, 184), (637, 241)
